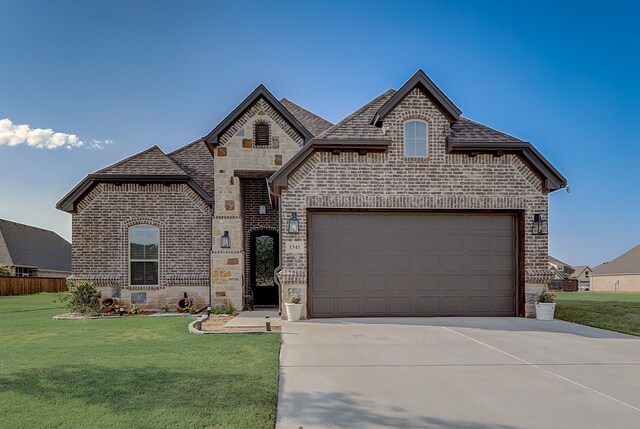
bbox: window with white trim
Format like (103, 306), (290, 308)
(404, 120), (428, 157)
(129, 225), (159, 286)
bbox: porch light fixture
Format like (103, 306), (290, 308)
(532, 214), (548, 236)
(288, 212), (299, 234)
(220, 231), (230, 248)
(259, 204), (267, 215)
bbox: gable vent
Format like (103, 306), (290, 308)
(255, 122), (270, 146)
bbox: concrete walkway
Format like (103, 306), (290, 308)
(277, 317), (640, 429)
(224, 310), (285, 327)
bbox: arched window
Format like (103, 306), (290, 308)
(129, 225), (159, 286)
(404, 120), (428, 157)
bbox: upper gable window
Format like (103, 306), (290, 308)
(129, 225), (159, 286)
(254, 122), (270, 146)
(404, 120), (428, 157)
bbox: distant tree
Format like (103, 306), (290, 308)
(0, 265), (11, 276)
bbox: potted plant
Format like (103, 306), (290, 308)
(285, 293), (303, 322)
(535, 291), (557, 321)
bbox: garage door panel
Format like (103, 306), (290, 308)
(312, 275), (336, 293)
(309, 213), (516, 317)
(466, 254), (491, 271)
(414, 254), (441, 270)
(441, 275), (465, 291)
(337, 275), (359, 292)
(390, 297), (413, 314)
(493, 236), (514, 252)
(468, 296), (492, 312)
(442, 297), (466, 313)
(363, 297), (386, 313)
(362, 275), (386, 291)
(313, 254), (336, 272)
(361, 254), (388, 272)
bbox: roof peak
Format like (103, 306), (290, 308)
(372, 70), (461, 125)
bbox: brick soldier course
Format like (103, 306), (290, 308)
(58, 69), (566, 317)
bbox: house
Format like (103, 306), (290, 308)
(571, 265), (592, 291)
(548, 255), (574, 288)
(57, 69), (567, 318)
(591, 244), (640, 292)
(0, 219), (71, 278)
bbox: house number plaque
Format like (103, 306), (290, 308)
(286, 241), (305, 254)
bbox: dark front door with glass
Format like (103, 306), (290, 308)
(250, 230), (279, 307)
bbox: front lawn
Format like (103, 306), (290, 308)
(554, 292), (640, 336)
(0, 293), (281, 429)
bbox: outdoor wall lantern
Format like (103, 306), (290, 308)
(532, 214), (548, 236)
(288, 212), (300, 234)
(259, 204), (267, 215)
(220, 231), (230, 248)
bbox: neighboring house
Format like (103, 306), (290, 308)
(591, 244), (640, 292)
(571, 265), (593, 291)
(548, 255), (575, 288)
(0, 219), (71, 278)
(57, 69), (567, 318)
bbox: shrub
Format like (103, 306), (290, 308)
(59, 280), (101, 315)
(211, 303), (235, 315)
(160, 304), (172, 313)
(0, 265), (11, 276)
(130, 305), (141, 314)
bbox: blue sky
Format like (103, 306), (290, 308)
(0, 0), (638, 267)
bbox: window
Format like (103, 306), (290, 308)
(254, 122), (270, 146)
(129, 225), (159, 286)
(14, 267), (36, 277)
(404, 120), (428, 157)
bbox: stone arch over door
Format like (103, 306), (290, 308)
(248, 229), (279, 308)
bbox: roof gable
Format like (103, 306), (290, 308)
(0, 219), (71, 272)
(97, 146), (186, 176)
(203, 84), (314, 146)
(593, 244), (640, 275)
(372, 69), (461, 125)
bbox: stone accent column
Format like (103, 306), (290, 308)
(211, 217), (244, 310)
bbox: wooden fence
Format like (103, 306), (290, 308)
(0, 276), (68, 296)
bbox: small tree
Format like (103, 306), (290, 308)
(59, 280), (101, 315)
(0, 265), (11, 276)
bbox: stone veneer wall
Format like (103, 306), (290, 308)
(211, 97), (304, 310)
(71, 183), (211, 309)
(241, 179), (279, 306)
(278, 88), (551, 319)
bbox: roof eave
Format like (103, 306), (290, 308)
(56, 174), (212, 213)
(268, 138), (391, 196)
(447, 139), (568, 192)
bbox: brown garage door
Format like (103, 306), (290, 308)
(308, 212), (516, 317)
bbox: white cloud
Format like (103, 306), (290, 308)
(0, 118), (112, 150)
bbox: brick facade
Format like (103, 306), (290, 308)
(278, 88), (550, 318)
(71, 183), (211, 309)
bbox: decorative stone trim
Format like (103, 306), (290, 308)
(68, 274), (121, 288)
(306, 194), (529, 210)
(525, 268), (553, 283)
(165, 274), (209, 287)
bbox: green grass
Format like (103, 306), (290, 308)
(554, 292), (640, 336)
(0, 293), (281, 429)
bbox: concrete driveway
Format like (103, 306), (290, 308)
(277, 318), (640, 429)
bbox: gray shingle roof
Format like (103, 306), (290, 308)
(316, 89), (396, 140)
(0, 219), (71, 272)
(280, 98), (333, 137)
(97, 146), (187, 176)
(168, 139), (215, 196)
(450, 118), (524, 143)
(593, 244), (640, 275)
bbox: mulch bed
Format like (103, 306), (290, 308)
(200, 315), (281, 334)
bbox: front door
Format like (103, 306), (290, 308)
(250, 230), (279, 307)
